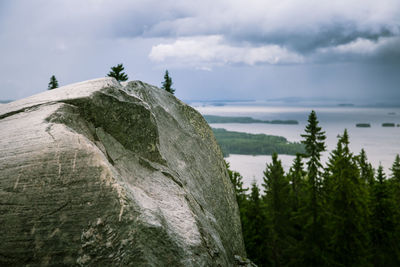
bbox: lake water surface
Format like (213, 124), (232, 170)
(195, 105), (400, 188)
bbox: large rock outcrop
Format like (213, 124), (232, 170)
(0, 78), (245, 266)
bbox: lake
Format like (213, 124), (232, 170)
(195, 104), (400, 188)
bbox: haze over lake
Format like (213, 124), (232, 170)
(195, 104), (400, 188)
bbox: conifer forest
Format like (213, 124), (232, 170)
(227, 111), (400, 267)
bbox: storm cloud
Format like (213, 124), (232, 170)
(0, 0), (399, 102)
(143, 0), (400, 66)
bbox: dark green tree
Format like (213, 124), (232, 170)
(226, 161), (248, 209)
(162, 70), (175, 94)
(391, 154), (400, 181)
(243, 182), (268, 266)
(390, 155), (400, 211)
(225, 161), (248, 239)
(324, 130), (370, 266)
(390, 155), (400, 209)
(107, 63), (128, 82)
(287, 153), (307, 265)
(357, 149), (375, 185)
(262, 153), (292, 266)
(288, 154), (306, 214)
(301, 110), (326, 182)
(48, 75), (59, 90)
(322, 133), (345, 201)
(370, 165), (399, 266)
(299, 110), (327, 266)
(355, 148), (375, 255)
(389, 154), (400, 263)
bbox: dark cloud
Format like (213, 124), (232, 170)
(0, 0), (399, 103)
(2, 0), (398, 59)
(228, 23), (396, 54)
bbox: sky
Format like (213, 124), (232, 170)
(0, 0), (399, 103)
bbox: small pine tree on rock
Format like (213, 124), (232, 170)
(48, 75), (59, 90)
(107, 63), (128, 82)
(162, 70), (175, 94)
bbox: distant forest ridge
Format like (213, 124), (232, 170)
(212, 128), (305, 157)
(204, 115), (298, 124)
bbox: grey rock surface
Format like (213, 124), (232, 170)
(0, 78), (245, 266)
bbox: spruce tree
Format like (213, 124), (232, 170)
(262, 153), (291, 266)
(48, 75), (59, 90)
(301, 110), (326, 180)
(323, 132), (344, 202)
(324, 130), (370, 266)
(288, 154), (306, 213)
(370, 166), (399, 266)
(389, 154), (400, 263)
(225, 161), (248, 232)
(287, 153), (307, 265)
(357, 149), (375, 185)
(391, 154), (400, 181)
(162, 70), (175, 94)
(299, 110), (326, 266)
(243, 182), (268, 266)
(107, 63), (128, 82)
(390, 155), (400, 208)
(356, 148), (375, 254)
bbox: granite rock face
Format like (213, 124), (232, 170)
(0, 78), (245, 266)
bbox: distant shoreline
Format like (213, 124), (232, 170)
(204, 115), (298, 125)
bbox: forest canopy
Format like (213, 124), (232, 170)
(226, 111), (400, 267)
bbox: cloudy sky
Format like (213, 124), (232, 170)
(1, 0), (399, 103)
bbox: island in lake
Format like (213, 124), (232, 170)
(212, 128), (305, 157)
(204, 115), (298, 124)
(338, 103), (354, 107)
(356, 123), (371, 128)
(382, 123), (396, 127)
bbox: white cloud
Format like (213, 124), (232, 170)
(143, 0), (400, 46)
(149, 35), (304, 67)
(317, 36), (400, 56)
(142, 0), (400, 66)
(1, 0), (400, 101)
(318, 38), (381, 55)
(2, 0), (399, 66)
